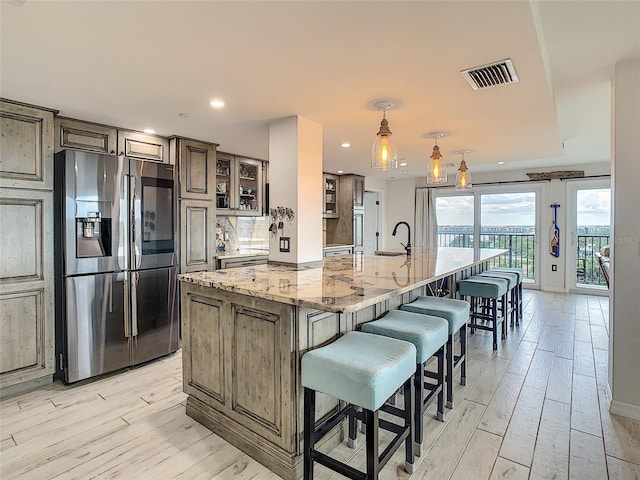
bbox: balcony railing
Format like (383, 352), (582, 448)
(437, 232), (535, 280)
(437, 232), (610, 286)
(576, 234), (610, 287)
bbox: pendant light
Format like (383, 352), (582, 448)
(455, 150), (473, 191)
(426, 132), (448, 184)
(371, 101), (398, 171)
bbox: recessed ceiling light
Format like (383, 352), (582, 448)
(399, 162), (408, 167)
(337, 170), (344, 174)
(143, 128), (156, 134)
(498, 161), (505, 165)
(402, 171), (408, 174)
(209, 99), (225, 109)
(340, 143), (351, 148)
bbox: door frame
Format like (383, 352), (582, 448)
(364, 189), (383, 254)
(566, 178), (611, 295)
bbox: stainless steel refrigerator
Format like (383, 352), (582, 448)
(54, 150), (179, 383)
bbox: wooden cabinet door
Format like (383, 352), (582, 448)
(177, 139), (216, 201)
(353, 175), (365, 209)
(55, 117), (117, 155)
(0, 100), (55, 191)
(323, 173), (339, 218)
(235, 157), (263, 216)
(180, 199), (215, 273)
(353, 211), (364, 253)
(118, 130), (169, 163)
(215, 153), (235, 214)
(0, 188), (55, 390)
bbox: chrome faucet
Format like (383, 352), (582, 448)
(392, 221), (412, 256)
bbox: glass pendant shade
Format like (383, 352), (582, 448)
(426, 144), (448, 184)
(455, 159), (473, 191)
(371, 114), (398, 171)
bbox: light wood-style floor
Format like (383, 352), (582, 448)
(2, 291), (639, 480)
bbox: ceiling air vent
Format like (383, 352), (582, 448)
(460, 59), (519, 90)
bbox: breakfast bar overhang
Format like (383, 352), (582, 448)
(178, 247), (507, 480)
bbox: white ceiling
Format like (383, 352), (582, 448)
(1, 1), (638, 179)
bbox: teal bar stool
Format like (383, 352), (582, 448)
(478, 270), (519, 326)
(458, 276), (509, 350)
(361, 310), (448, 456)
(400, 296), (470, 409)
(302, 331), (416, 479)
(489, 267), (524, 320)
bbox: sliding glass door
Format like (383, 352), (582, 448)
(433, 187), (540, 286)
(567, 179), (611, 292)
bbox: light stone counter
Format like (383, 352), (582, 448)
(179, 247), (507, 480)
(180, 247), (507, 313)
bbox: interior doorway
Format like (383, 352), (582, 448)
(363, 191), (380, 254)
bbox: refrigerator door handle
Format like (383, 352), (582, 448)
(123, 273), (130, 338)
(131, 271), (139, 337)
(129, 175), (138, 270)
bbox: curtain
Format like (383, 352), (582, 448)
(415, 188), (438, 249)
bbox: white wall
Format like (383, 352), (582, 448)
(609, 58), (640, 419)
(384, 177), (418, 252)
(268, 116), (323, 264)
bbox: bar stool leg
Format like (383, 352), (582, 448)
(492, 298), (498, 350)
(304, 387), (315, 480)
(365, 409), (379, 480)
(437, 346), (446, 420)
(446, 333), (455, 409)
(501, 293), (508, 339)
(404, 378), (415, 473)
(348, 405), (357, 449)
(414, 365), (424, 455)
(460, 324), (467, 386)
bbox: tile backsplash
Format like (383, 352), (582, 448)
(216, 216), (269, 253)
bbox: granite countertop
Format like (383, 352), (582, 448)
(181, 247), (507, 313)
(323, 243), (354, 249)
(215, 248), (269, 259)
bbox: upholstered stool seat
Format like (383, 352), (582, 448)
(478, 271), (519, 326)
(489, 267), (524, 320)
(301, 331), (416, 479)
(362, 310), (448, 455)
(400, 296), (470, 409)
(458, 276), (509, 351)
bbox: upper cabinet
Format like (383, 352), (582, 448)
(323, 173), (339, 218)
(216, 152), (264, 216)
(353, 175), (365, 209)
(117, 130), (169, 163)
(171, 137), (217, 201)
(1, 99), (56, 190)
(54, 117), (170, 163)
(55, 117), (117, 155)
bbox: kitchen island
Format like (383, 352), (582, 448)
(178, 247), (506, 480)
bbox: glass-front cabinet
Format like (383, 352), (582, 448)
(323, 173), (339, 218)
(216, 152), (264, 216)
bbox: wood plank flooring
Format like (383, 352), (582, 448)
(1, 291), (639, 479)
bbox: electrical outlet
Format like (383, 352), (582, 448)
(552, 264), (557, 271)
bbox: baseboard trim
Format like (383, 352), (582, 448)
(610, 399), (640, 421)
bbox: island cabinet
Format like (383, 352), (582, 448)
(178, 248), (507, 479)
(215, 152), (265, 216)
(54, 117), (170, 164)
(0, 99), (56, 395)
(180, 282), (368, 480)
(171, 137), (218, 273)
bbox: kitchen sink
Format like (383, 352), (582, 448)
(374, 251), (406, 256)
